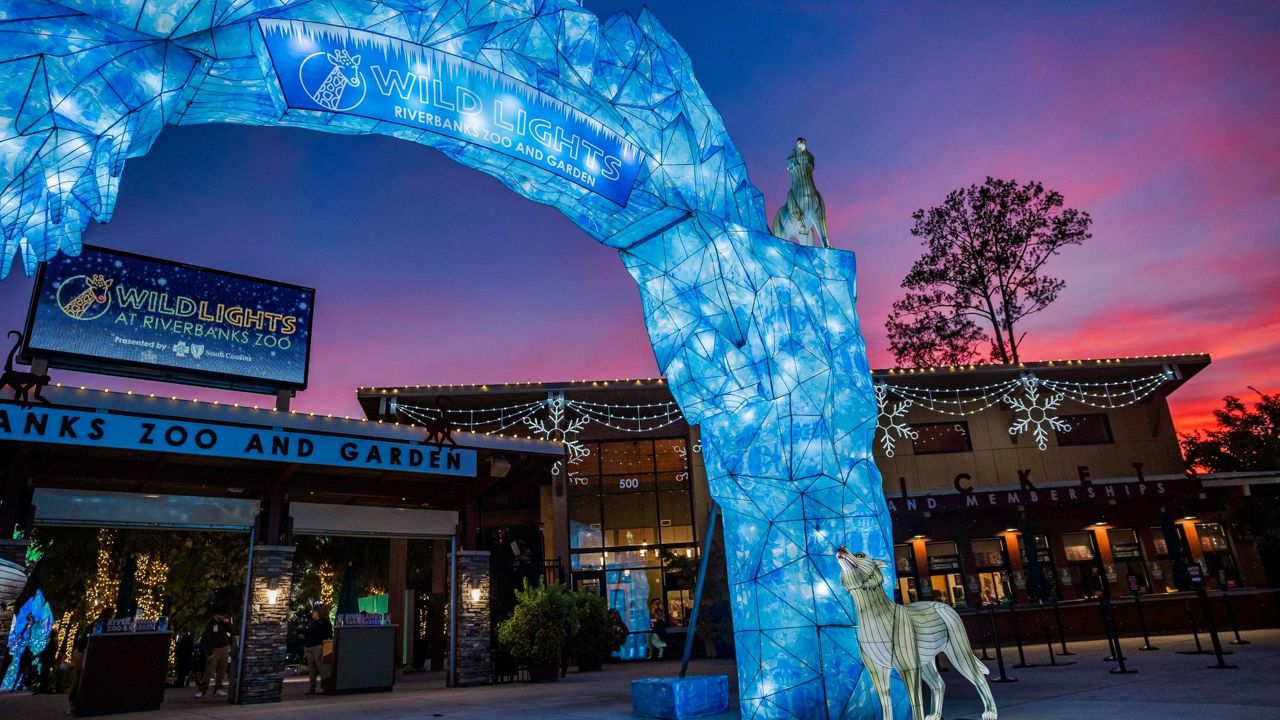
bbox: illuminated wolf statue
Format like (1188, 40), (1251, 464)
(0, 2), (900, 717)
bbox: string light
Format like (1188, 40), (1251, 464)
(874, 369), (1177, 454)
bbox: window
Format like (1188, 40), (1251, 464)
(893, 545), (918, 604)
(971, 538), (1007, 569)
(1107, 528), (1149, 593)
(1061, 532), (1095, 562)
(1055, 413), (1114, 446)
(909, 422), (972, 454)
(1196, 523), (1230, 553)
(924, 541), (966, 607)
(1019, 534), (1059, 600)
(971, 538), (1010, 605)
(568, 437), (700, 659)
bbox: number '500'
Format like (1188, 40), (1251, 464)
(617, 477), (640, 490)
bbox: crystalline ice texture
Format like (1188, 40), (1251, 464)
(1, 2), (901, 717)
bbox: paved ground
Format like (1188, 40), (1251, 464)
(4, 629), (1278, 719)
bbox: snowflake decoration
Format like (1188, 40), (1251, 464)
(1004, 375), (1071, 451)
(523, 392), (590, 477)
(874, 383), (917, 458)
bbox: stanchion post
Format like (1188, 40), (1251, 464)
(1133, 593), (1158, 651)
(1176, 598), (1209, 655)
(1008, 602), (1035, 669)
(986, 603), (1016, 683)
(1101, 595), (1137, 674)
(1197, 584), (1236, 670)
(1051, 598), (1075, 656)
(1037, 600), (1072, 667)
(1220, 585), (1249, 645)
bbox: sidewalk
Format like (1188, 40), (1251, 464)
(3, 629), (1277, 719)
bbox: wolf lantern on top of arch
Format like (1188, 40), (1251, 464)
(1, 2), (900, 717)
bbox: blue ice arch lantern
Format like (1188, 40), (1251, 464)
(1, 3), (902, 718)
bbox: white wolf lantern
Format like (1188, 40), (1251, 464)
(837, 547), (999, 720)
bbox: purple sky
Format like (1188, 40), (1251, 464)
(2, 1), (1275, 433)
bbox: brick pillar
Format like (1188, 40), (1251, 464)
(453, 550), (490, 687)
(233, 544), (295, 705)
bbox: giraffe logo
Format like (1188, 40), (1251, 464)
(55, 274), (114, 321)
(299, 48), (365, 112)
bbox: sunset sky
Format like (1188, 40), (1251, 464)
(1, 1), (1275, 435)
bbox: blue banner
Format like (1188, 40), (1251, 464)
(259, 19), (645, 206)
(0, 405), (476, 477)
(23, 246), (314, 390)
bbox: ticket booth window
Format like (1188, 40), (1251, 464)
(970, 538), (1011, 605)
(925, 541), (967, 608)
(1147, 528), (1181, 593)
(893, 544), (919, 604)
(1061, 532), (1102, 599)
(1106, 528), (1149, 594)
(1018, 534), (1060, 600)
(1195, 522), (1239, 588)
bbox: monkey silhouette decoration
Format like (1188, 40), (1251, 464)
(0, 331), (51, 406)
(771, 137), (832, 248)
(836, 547), (998, 720)
(417, 397), (457, 447)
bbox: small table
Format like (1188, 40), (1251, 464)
(76, 631), (171, 716)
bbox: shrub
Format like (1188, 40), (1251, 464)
(496, 580), (573, 665)
(566, 591), (627, 664)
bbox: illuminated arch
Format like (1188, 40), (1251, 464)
(1, 2), (899, 717)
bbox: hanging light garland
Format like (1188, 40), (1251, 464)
(875, 368), (1177, 455)
(394, 368), (1176, 461)
(396, 392), (687, 477)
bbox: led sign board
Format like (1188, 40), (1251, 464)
(258, 19), (645, 206)
(0, 405), (477, 477)
(22, 246), (314, 393)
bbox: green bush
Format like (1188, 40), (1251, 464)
(566, 590), (628, 664)
(496, 580), (574, 665)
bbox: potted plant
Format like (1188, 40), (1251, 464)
(496, 580), (573, 682)
(566, 591), (628, 671)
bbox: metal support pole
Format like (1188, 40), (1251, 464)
(1176, 598), (1211, 655)
(1197, 585), (1236, 669)
(1051, 598), (1075, 655)
(1133, 594), (1158, 651)
(1101, 596), (1137, 674)
(232, 525), (256, 704)
(1221, 587), (1249, 645)
(447, 535), (458, 687)
(680, 503), (719, 679)
(986, 604), (1016, 683)
(1039, 601), (1073, 666)
(977, 621), (993, 661)
(1009, 602), (1035, 668)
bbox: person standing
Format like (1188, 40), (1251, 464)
(195, 612), (232, 698)
(172, 631), (194, 688)
(302, 606), (332, 695)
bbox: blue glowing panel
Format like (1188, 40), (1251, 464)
(0, 3), (901, 717)
(3, 590), (54, 690)
(258, 19), (644, 205)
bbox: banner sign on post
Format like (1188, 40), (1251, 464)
(258, 19), (645, 206)
(22, 246), (314, 393)
(0, 405), (477, 477)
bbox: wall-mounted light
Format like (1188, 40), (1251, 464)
(266, 572), (281, 605)
(468, 588), (482, 603)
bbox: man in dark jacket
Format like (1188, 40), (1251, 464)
(195, 612), (232, 698)
(303, 606), (333, 695)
